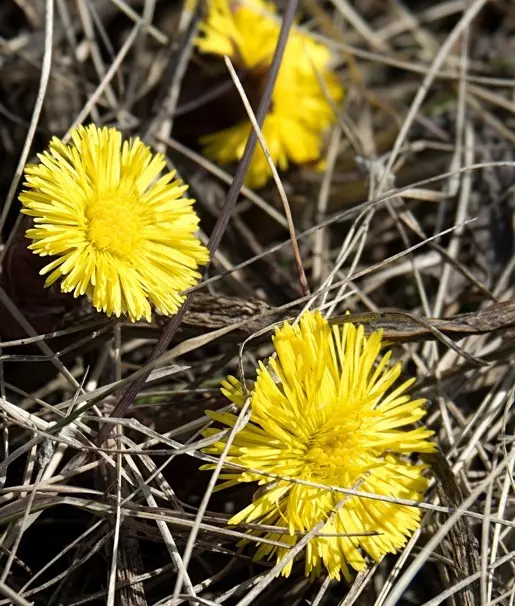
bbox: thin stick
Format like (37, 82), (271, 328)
(161, 136), (289, 228)
(172, 399), (252, 601)
(224, 55), (310, 297)
(193, 160), (513, 295)
(0, 582), (33, 606)
(382, 448), (515, 606)
(0, 0), (54, 233)
(65, 24), (141, 140)
(376, 0), (487, 195)
(95, 0), (301, 445)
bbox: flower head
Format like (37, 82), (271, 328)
(196, 0), (343, 188)
(203, 311), (435, 580)
(20, 124), (209, 322)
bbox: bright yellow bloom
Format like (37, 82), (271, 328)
(20, 125), (209, 322)
(203, 311), (435, 580)
(196, 0), (343, 188)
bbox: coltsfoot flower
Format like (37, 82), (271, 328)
(20, 124), (209, 322)
(203, 311), (435, 580)
(196, 0), (344, 188)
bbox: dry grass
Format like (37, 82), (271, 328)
(0, 0), (514, 604)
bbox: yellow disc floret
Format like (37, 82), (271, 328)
(86, 191), (142, 258)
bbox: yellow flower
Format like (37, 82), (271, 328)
(203, 311), (435, 580)
(196, 0), (343, 188)
(20, 124), (209, 322)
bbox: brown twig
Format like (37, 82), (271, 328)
(95, 0), (301, 446)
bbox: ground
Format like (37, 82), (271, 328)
(0, 1), (514, 605)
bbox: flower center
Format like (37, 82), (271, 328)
(305, 424), (365, 485)
(87, 191), (141, 258)
(307, 436), (351, 468)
